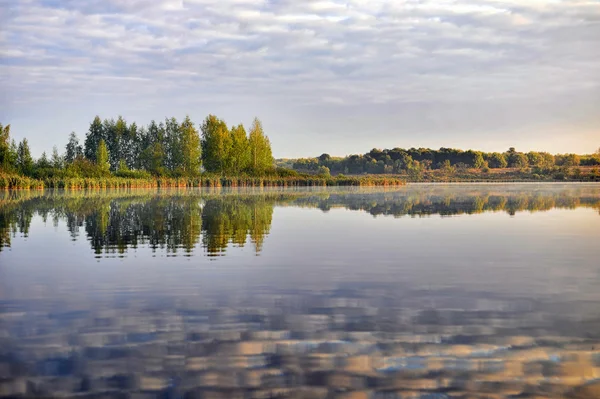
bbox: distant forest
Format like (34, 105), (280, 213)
(279, 147), (600, 177)
(0, 115), (273, 179)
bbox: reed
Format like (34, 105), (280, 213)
(0, 174), (405, 190)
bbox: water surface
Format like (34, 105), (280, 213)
(1, 184), (599, 398)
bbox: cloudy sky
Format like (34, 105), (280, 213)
(1, 0), (599, 158)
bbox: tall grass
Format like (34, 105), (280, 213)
(0, 174), (45, 190)
(1, 174), (405, 190)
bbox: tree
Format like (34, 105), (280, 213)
(505, 148), (528, 169)
(0, 123), (17, 172)
(180, 116), (202, 175)
(317, 165), (330, 177)
(248, 118), (273, 175)
(318, 153), (331, 164)
(164, 117), (182, 171)
(559, 153), (580, 167)
(513, 153), (529, 169)
(123, 122), (140, 169)
(51, 146), (64, 169)
(539, 152), (555, 169)
(96, 139), (110, 173)
(36, 151), (51, 169)
(466, 150), (485, 169)
(65, 132), (83, 164)
(201, 115), (231, 174)
(17, 138), (34, 175)
(140, 120), (166, 173)
(407, 160), (425, 180)
(103, 117), (128, 171)
(140, 142), (165, 175)
(230, 124), (250, 174)
(84, 116), (104, 162)
(487, 152), (507, 168)
(441, 159), (456, 175)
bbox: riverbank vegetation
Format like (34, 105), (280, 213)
(281, 147), (600, 182)
(2, 117), (598, 188)
(0, 120), (403, 189)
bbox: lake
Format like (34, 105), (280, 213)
(1, 184), (600, 398)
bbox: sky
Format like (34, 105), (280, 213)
(1, 0), (599, 158)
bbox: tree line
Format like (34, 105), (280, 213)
(3, 118), (599, 182)
(287, 146), (600, 176)
(0, 115), (273, 179)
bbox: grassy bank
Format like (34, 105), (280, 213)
(394, 166), (600, 183)
(0, 173), (405, 190)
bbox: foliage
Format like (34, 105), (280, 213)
(65, 132), (83, 164)
(282, 145), (598, 178)
(17, 138), (34, 176)
(1, 116), (598, 186)
(248, 118), (273, 175)
(0, 124), (18, 172)
(201, 115), (231, 174)
(96, 139), (110, 174)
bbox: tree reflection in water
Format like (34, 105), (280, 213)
(1, 185), (599, 256)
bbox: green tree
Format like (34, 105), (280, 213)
(17, 138), (34, 175)
(117, 159), (129, 173)
(487, 152), (507, 168)
(164, 117), (182, 172)
(527, 151), (543, 167)
(140, 120), (166, 173)
(513, 153), (529, 169)
(441, 159), (456, 175)
(506, 148), (528, 168)
(123, 122), (140, 169)
(51, 146), (64, 169)
(0, 124), (17, 171)
(96, 139), (110, 173)
(248, 118), (273, 175)
(103, 117), (128, 171)
(472, 151), (485, 169)
(318, 153), (331, 164)
(539, 152), (555, 169)
(141, 142), (165, 175)
(407, 160), (425, 180)
(201, 115), (231, 174)
(36, 151), (51, 169)
(180, 116), (202, 175)
(558, 153), (580, 167)
(230, 124), (250, 174)
(84, 116), (104, 162)
(65, 132), (83, 164)
(317, 165), (331, 177)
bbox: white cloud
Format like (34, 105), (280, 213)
(0, 0), (598, 156)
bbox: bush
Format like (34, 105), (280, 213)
(64, 158), (110, 178)
(317, 166), (331, 178)
(274, 167), (299, 177)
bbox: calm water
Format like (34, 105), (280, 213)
(1, 184), (599, 398)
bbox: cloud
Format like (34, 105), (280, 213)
(1, 0), (599, 156)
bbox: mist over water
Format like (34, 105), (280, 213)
(1, 184), (600, 398)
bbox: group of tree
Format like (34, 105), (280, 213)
(288, 146), (600, 176)
(0, 115), (273, 178)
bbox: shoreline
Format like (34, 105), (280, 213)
(0, 175), (406, 190)
(2, 172), (599, 190)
